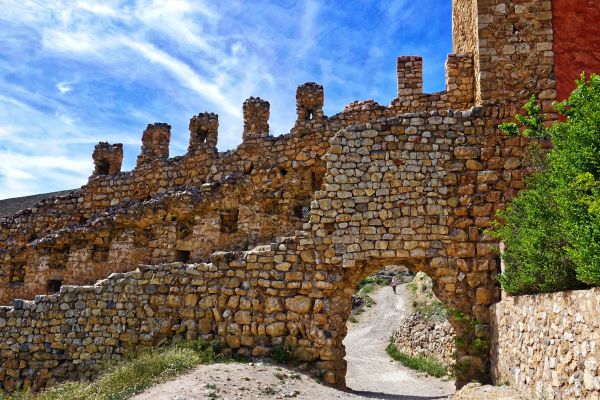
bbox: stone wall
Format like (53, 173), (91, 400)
(0, 252), (333, 391)
(0, 52), (475, 306)
(491, 288), (600, 399)
(0, 105), (536, 390)
(453, 0), (556, 108)
(392, 313), (456, 367)
(0, 175), (306, 304)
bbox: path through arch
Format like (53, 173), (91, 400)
(343, 277), (455, 398)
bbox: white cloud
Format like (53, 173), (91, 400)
(75, 1), (120, 17)
(56, 81), (73, 94)
(0, 151), (90, 198)
(297, 0), (321, 57)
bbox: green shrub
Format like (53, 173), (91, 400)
(385, 340), (447, 378)
(272, 343), (293, 364)
(492, 74), (600, 294)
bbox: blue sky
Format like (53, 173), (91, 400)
(0, 0), (452, 199)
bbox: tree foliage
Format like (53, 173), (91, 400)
(492, 74), (600, 294)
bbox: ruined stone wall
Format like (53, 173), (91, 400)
(0, 176), (305, 304)
(0, 53), (475, 305)
(0, 105), (539, 390)
(0, 236), (340, 391)
(491, 288), (600, 399)
(393, 313), (456, 367)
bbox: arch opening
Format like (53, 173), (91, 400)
(341, 261), (457, 396)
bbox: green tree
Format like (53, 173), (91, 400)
(492, 74), (600, 294)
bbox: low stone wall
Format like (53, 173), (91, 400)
(0, 237), (343, 391)
(392, 312), (456, 367)
(392, 272), (456, 367)
(491, 287), (600, 399)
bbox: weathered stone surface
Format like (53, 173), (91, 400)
(453, 383), (527, 400)
(393, 312), (456, 367)
(1, 0), (592, 393)
(492, 287), (600, 399)
(285, 296), (312, 314)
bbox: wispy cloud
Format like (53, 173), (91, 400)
(0, 0), (452, 199)
(56, 81), (74, 94)
(123, 39), (240, 117)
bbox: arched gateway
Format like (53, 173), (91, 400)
(305, 107), (513, 386)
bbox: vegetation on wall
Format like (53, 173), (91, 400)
(492, 74), (600, 294)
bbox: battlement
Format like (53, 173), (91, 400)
(296, 82), (324, 123)
(446, 53), (475, 106)
(136, 122), (171, 167)
(243, 97), (270, 141)
(188, 112), (218, 152)
(391, 53), (475, 112)
(396, 56), (423, 97)
(91, 142), (123, 177)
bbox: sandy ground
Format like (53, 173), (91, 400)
(133, 284), (455, 400)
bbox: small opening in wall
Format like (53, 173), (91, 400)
(220, 209), (239, 233)
(279, 167), (288, 177)
(92, 244), (110, 262)
(96, 159), (110, 175)
(324, 222), (335, 235)
(293, 205), (304, 219)
(243, 161), (254, 175)
(47, 279), (63, 293)
(293, 204), (311, 221)
(10, 262), (25, 285)
(175, 250), (191, 263)
(306, 109), (314, 120)
(196, 129), (208, 142)
(311, 171), (323, 191)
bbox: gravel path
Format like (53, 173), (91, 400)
(344, 283), (455, 399)
(133, 284), (455, 400)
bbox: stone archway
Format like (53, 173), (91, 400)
(324, 256), (488, 388)
(307, 107), (519, 386)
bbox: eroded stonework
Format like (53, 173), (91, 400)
(2, 0), (596, 393)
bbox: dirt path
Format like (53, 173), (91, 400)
(133, 284), (454, 400)
(343, 283), (455, 399)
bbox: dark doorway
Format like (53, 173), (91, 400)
(47, 279), (63, 293)
(175, 250), (191, 262)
